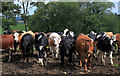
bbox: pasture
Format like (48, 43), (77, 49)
(1, 50), (120, 75)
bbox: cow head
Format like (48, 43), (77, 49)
(83, 39), (94, 55)
(60, 36), (75, 55)
(13, 32), (19, 43)
(49, 36), (61, 46)
(111, 35), (116, 42)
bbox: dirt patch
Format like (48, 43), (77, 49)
(1, 50), (120, 75)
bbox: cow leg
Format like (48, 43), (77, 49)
(95, 48), (100, 61)
(109, 51), (113, 65)
(60, 51), (64, 65)
(79, 59), (82, 67)
(73, 50), (77, 59)
(50, 47), (54, 56)
(84, 59), (88, 72)
(44, 51), (47, 58)
(101, 52), (106, 65)
(38, 58), (44, 66)
(32, 46), (33, 57)
(69, 51), (73, 65)
(8, 50), (12, 62)
(38, 49), (44, 66)
(23, 51), (25, 60)
(55, 48), (59, 58)
(26, 50), (29, 63)
(88, 54), (91, 69)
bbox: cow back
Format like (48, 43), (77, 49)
(104, 32), (113, 39)
(0, 35), (14, 49)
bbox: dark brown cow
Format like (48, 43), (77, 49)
(75, 35), (94, 71)
(0, 35), (14, 61)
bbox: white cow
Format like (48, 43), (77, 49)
(48, 32), (61, 58)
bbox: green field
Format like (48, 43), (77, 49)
(1, 23), (25, 34)
(10, 23), (25, 31)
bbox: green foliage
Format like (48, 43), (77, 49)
(9, 23), (25, 31)
(28, 2), (118, 34)
(2, 17), (17, 30)
(2, 2), (21, 30)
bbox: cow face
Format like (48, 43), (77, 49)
(52, 37), (61, 46)
(111, 35), (116, 42)
(85, 40), (94, 54)
(60, 36), (75, 55)
(13, 32), (19, 43)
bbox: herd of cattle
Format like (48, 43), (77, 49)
(0, 29), (120, 72)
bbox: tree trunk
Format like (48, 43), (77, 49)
(24, 20), (28, 32)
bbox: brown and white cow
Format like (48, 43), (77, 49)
(104, 32), (113, 39)
(75, 35), (94, 71)
(115, 33), (120, 51)
(48, 32), (61, 58)
(0, 35), (14, 61)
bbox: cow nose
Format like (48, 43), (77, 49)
(66, 49), (69, 55)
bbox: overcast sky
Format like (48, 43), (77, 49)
(14, 1), (119, 15)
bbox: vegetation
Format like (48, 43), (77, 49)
(28, 2), (119, 34)
(2, 2), (120, 34)
(2, 2), (21, 30)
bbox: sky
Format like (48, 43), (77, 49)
(14, 0), (120, 15)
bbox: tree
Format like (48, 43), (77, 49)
(2, 2), (21, 30)
(28, 2), (117, 34)
(17, 0), (32, 31)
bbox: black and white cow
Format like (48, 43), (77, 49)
(89, 31), (114, 65)
(3, 30), (13, 35)
(20, 33), (34, 63)
(59, 36), (75, 65)
(63, 29), (75, 37)
(35, 32), (48, 66)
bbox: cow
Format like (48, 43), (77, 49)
(48, 32), (61, 58)
(94, 32), (114, 65)
(35, 32), (48, 66)
(0, 35), (14, 61)
(13, 30), (36, 52)
(3, 30), (13, 35)
(20, 33), (34, 63)
(13, 31), (25, 52)
(75, 35), (94, 71)
(104, 32), (113, 39)
(115, 33), (120, 51)
(63, 29), (74, 37)
(88, 31), (97, 58)
(59, 36), (75, 65)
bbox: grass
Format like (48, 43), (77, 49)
(113, 64), (119, 67)
(10, 23), (25, 31)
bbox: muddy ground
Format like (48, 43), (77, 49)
(1, 50), (120, 75)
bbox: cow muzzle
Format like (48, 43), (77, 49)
(39, 46), (43, 50)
